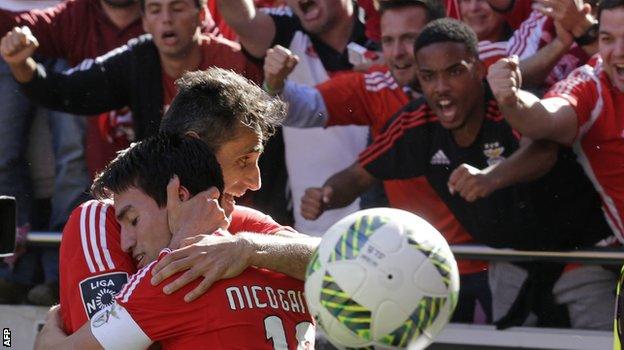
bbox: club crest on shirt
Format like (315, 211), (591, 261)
(91, 302), (121, 328)
(80, 272), (128, 319)
(483, 142), (505, 166)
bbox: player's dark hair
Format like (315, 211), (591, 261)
(91, 133), (224, 208)
(139, 0), (206, 12)
(159, 68), (286, 153)
(377, 0), (445, 21)
(598, 0), (624, 22)
(414, 18), (479, 58)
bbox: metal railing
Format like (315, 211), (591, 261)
(26, 231), (624, 264)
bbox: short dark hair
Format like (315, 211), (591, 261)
(159, 68), (285, 152)
(91, 133), (224, 208)
(377, 0), (446, 21)
(414, 18), (479, 58)
(139, 0), (206, 12)
(598, 0), (624, 22)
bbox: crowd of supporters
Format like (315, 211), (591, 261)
(0, 0), (622, 334)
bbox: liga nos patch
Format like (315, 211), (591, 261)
(80, 272), (128, 319)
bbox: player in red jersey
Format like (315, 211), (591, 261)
(488, 0), (624, 243)
(39, 133), (315, 349)
(36, 68), (320, 339)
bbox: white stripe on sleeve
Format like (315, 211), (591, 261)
(80, 203), (96, 273)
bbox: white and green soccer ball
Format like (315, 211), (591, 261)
(305, 208), (459, 349)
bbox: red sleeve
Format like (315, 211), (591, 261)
(59, 200), (135, 334)
(543, 65), (600, 129)
(318, 71), (373, 127)
(0, 1), (75, 59)
(115, 250), (207, 341)
(229, 206), (295, 235)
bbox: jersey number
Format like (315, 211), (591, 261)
(264, 316), (314, 350)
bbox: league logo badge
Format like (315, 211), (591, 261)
(483, 142), (505, 166)
(80, 272), (128, 319)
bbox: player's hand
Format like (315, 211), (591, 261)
(166, 175), (229, 249)
(34, 305), (66, 350)
(0, 26), (39, 66)
(300, 186), (333, 220)
(448, 164), (496, 202)
(150, 232), (253, 302)
(487, 56), (522, 108)
(264, 45), (299, 94)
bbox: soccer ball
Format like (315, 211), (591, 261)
(305, 208), (459, 349)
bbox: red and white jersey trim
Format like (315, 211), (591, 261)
(478, 40), (508, 60)
(507, 10), (546, 58)
(79, 200), (116, 273)
(117, 249), (169, 303)
(364, 70), (399, 91)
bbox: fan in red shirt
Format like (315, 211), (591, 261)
(488, 0), (624, 242)
(47, 133), (314, 349)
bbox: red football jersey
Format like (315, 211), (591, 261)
(59, 200), (135, 334)
(544, 58), (624, 242)
(60, 202), (293, 333)
(316, 65), (495, 275)
(90, 248), (314, 349)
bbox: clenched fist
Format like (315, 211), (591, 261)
(0, 26), (39, 66)
(263, 45), (299, 94)
(300, 186), (333, 220)
(487, 55), (522, 108)
(447, 164), (496, 202)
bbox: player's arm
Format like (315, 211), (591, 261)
(487, 56), (578, 145)
(35, 306), (104, 350)
(448, 138), (558, 202)
(216, 0), (276, 58)
(0, 26), (129, 115)
(150, 230), (320, 302)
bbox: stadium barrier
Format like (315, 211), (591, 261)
(3, 232), (615, 349)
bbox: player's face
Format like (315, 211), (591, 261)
(114, 188), (171, 269)
(214, 126), (263, 217)
(380, 6), (428, 87)
(416, 42), (485, 130)
(142, 0), (200, 59)
(459, 0), (506, 42)
(599, 7), (624, 93)
(286, 0), (349, 34)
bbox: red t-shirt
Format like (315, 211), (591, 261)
(544, 58), (624, 242)
(90, 249), (314, 349)
(59, 202), (292, 333)
(161, 34), (263, 108)
(317, 66), (486, 275)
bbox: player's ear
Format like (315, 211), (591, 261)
(178, 185), (191, 202)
